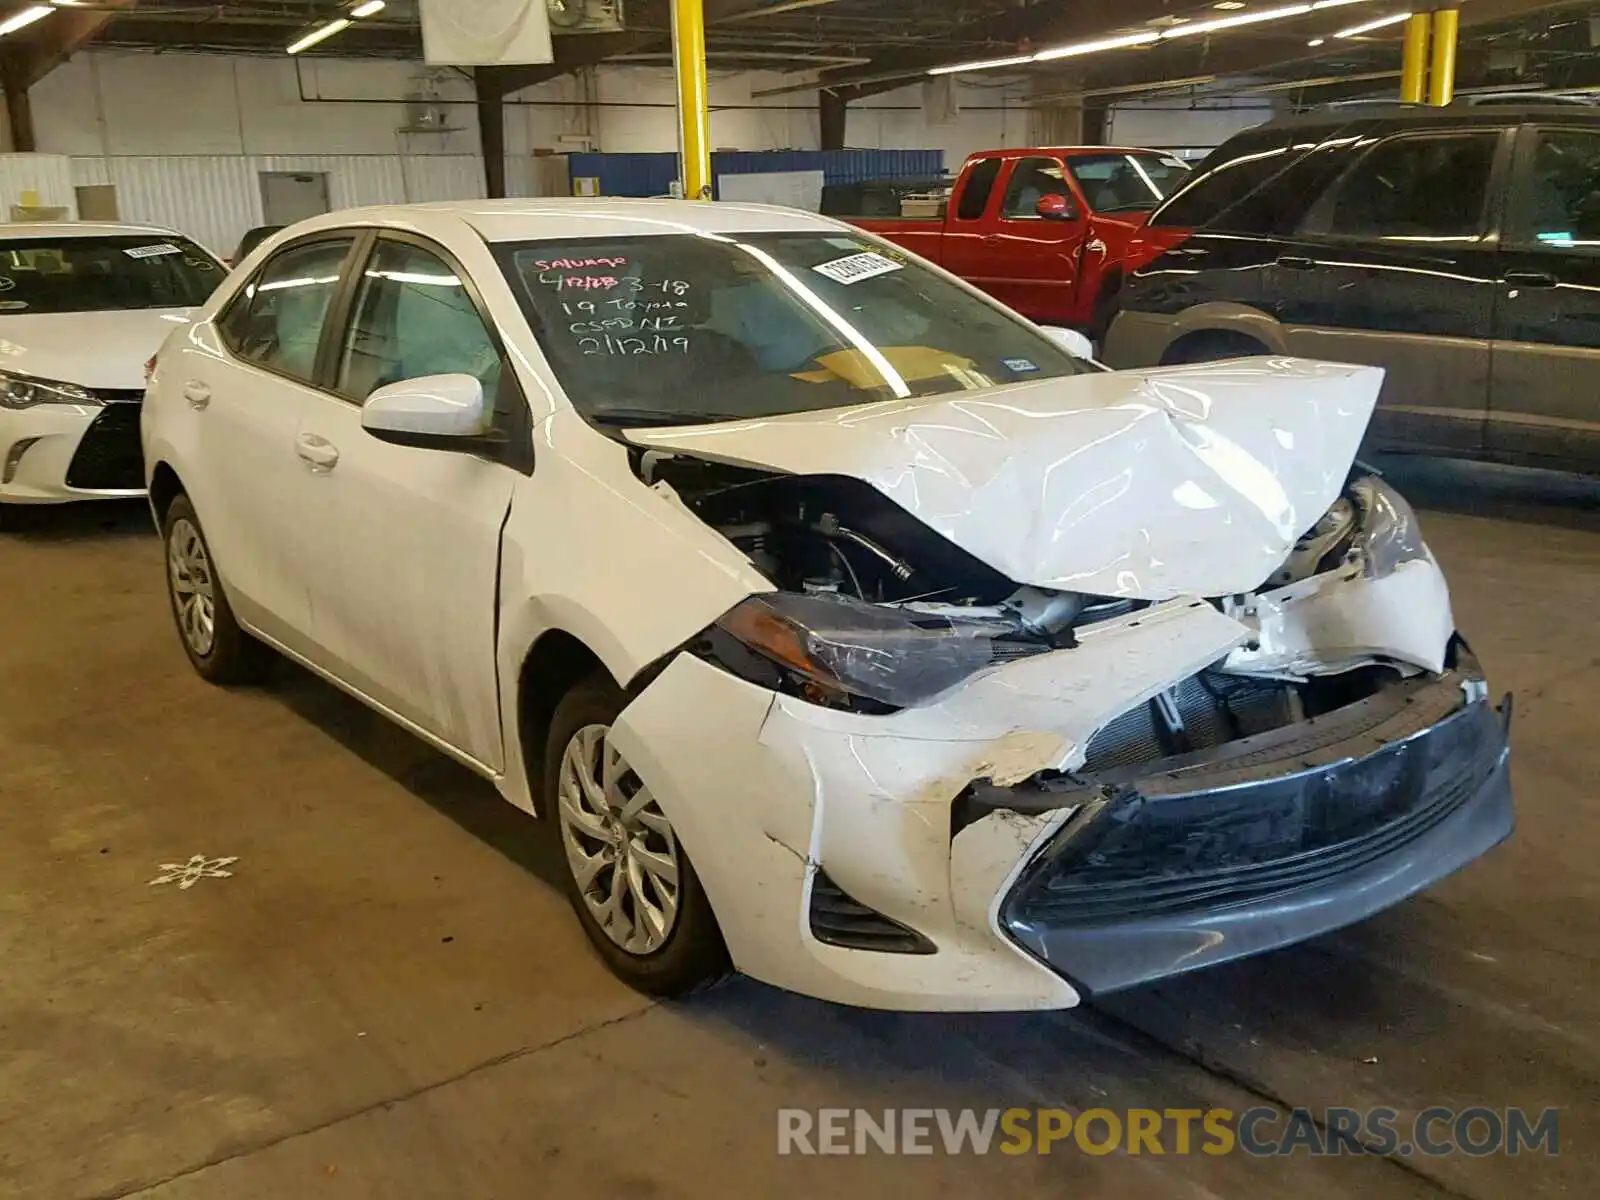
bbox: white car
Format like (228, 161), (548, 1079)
(0, 222), (224, 513)
(142, 201), (1513, 1011)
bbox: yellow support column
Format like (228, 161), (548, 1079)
(1428, 5), (1459, 106)
(1400, 12), (1432, 103)
(671, 0), (712, 199)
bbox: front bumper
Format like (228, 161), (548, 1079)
(998, 678), (1512, 995)
(0, 400), (146, 505)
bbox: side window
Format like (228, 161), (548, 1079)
(955, 157), (1002, 221)
(1210, 138), (1363, 235)
(1507, 129), (1600, 250)
(1318, 132), (1499, 239)
(1149, 133), (1300, 228)
(218, 237), (354, 384)
(336, 239), (502, 406)
(1000, 156), (1071, 219)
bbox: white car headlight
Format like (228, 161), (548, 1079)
(0, 370), (101, 411)
(1348, 475), (1428, 579)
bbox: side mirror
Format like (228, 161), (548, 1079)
(1036, 193), (1080, 222)
(361, 373), (506, 453)
(1040, 326), (1097, 361)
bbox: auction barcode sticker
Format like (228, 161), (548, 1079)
(125, 243), (181, 259)
(812, 252), (902, 285)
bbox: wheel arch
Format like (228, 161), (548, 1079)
(516, 628), (612, 819)
(1159, 302), (1289, 363)
(147, 461), (185, 525)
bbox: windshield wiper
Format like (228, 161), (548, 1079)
(588, 407), (743, 428)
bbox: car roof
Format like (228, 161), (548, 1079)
(965, 146), (1173, 160)
(1248, 100), (1600, 136)
(0, 221), (185, 240)
(284, 198), (858, 244)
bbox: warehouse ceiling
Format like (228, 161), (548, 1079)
(0, 0), (1597, 105)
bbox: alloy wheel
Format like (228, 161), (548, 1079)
(167, 517), (217, 658)
(556, 723), (682, 955)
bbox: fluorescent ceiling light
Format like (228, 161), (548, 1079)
(1214, 1), (1248, 7)
(927, 53), (1034, 75)
(1335, 10), (1411, 35)
(1035, 31), (1160, 61)
(1307, 36), (1326, 44)
(1160, 3), (1312, 38)
(0, 5), (52, 35)
(287, 17), (351, 54)
(350, 0), (385, 16)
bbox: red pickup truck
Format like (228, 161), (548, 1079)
(844, 147), (1190, 335)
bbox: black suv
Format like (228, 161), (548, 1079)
(1102, 102), (1600, 473)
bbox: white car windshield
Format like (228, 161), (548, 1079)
(0, 236), (225, 314)
(496, 231), (1090, 426)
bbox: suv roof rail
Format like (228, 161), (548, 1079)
(1456, 90), (1596, 106)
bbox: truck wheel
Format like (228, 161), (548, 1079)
(545, 671), (730, 997)
(1161, 330), (1271, 365)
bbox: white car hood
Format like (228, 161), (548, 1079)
(0, 309), (196, 390)
(627, 357), (1384, 600)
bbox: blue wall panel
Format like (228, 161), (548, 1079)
(566, 149), (946, 199)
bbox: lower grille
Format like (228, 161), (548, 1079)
(1004, 698), (1502, 928)
(65, 402), (144, 490)
(809, 868), (936, 955)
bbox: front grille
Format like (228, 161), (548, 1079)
(1004, 699), (1502, 928)
(65, 400), (144, 490)
(809, 868), (936, 954)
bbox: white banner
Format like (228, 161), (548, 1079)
(420, 0), (554, 66)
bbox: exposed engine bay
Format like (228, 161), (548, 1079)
(635, 446), (1441, 767)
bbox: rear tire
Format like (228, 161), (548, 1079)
(162, 494), (273, 685)
(544, 671), (729, 997)
(1161, 330), (1270, 365)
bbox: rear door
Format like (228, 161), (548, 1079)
(292, 232), (523, 770)
(1271, 126), (1510, 456)
(1488, 124), (1600, 469)
(936, 154), (1005, 291)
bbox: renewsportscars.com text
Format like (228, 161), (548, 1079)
(777, 1106), (1560, 1158)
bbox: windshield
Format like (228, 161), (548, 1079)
(0, 235), (224, 314)
(497, 231), (1091, 426)
(1069, 153), (1191, 213)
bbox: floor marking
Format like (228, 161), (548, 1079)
(148, 855), (238, 890)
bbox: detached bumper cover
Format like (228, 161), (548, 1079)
(1000, 682), (1513, 995)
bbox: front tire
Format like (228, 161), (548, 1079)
(544, 672), (729, 996)
(162, 494), (273, 685)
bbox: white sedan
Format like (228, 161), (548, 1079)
(0, 222), (224, 512)
(142, 200), (1513, 1011)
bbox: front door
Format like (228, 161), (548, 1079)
(1488, 125), (1600, 470)
(979, 155), (1085, 322)
(189, 234), (361, 654)
(296, 234), (518, 770)
(1271, 127), (1508, 456)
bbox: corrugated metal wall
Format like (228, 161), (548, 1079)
(567, 149), (946, 199)
(0, 154), (78, 216)
(67, 155), (493, 254)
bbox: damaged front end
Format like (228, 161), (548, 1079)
(604, 360), (1512, 1007)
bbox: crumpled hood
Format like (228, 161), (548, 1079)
(0, 309), (197, 390)
(627, 357), (1384, 600)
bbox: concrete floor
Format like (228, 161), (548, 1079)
(1, 457), (1595, 1200)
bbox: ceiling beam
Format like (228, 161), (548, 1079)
(4, 0), (140, 88)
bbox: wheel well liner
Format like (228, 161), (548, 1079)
(148, 462), (183, 524)
(518, 630), (608, 818)
(1161, 328), (1270, 365)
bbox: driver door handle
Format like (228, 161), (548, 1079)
(295, 433), (340, 472)
(182, 381), (210, 410)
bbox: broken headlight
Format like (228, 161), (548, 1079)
(1348, 474), (1428, 580)
(704, 591), (1039, 709)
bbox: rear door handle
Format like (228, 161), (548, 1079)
(1276, 255), (1316, 270)
(1504, 270), (1557, 288)
(182, 381), (210, 410)
(295, 433), (339, 472)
